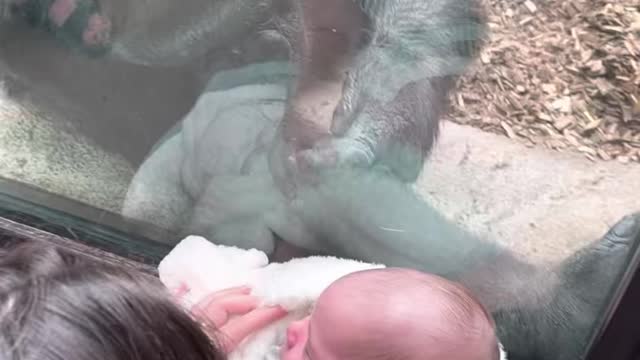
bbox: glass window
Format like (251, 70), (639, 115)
(0, 0), (638, 359)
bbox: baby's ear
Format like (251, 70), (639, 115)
(282, 316), (312, 359)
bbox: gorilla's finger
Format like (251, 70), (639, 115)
(331, 73), (362, 136)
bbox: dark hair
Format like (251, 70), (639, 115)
(0, 240), (226, 360)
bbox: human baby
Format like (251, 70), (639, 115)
(159, 236), (507, 360)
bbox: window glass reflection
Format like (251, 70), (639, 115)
(0, 0), (638, 359)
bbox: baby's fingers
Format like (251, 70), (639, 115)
(176, 284), (250, 306)
(171, 282), (191, 302)
(219, 306), (289, 353)
(205, 286), (252, 301)
(193, 294), (259, 328)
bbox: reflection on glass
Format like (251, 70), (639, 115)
(0, 0), (638, 359)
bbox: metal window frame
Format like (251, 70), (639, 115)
(0, 176), (172, 265)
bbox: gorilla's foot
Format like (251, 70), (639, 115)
(11, 0), (111, 55)
(556, 212), (640, 312)
(507, 212), (640, 360)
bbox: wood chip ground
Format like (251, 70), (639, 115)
(447, 0), (640, 163)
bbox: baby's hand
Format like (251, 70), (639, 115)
(174, 284), (289, 353)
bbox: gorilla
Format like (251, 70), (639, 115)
(2, 1), (640, 360)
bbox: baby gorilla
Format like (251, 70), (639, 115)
(8, 0), (112, 55)
(283, 268), (502, 360)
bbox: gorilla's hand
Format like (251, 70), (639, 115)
(268, 78), (353, 199)
(8, 0), (112, 56)
(271, 66), (449, 200)
(270, 133), (376, 200)
(283, 0), (486, 186)
(284, 77), (442, 188)
(294, 136), (375, 176)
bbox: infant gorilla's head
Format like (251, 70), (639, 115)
(282, 267), (500, 360)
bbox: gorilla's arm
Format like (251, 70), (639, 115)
(295, 0), (486, 182)
(289, 167), (640, 360)
(280, 0), (365, 150)
(352, 0), (485, 106)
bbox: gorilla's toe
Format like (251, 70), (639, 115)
(568, 212), (640, 277)
(534, 212), (640, 360)
(599, 212), (640, 250)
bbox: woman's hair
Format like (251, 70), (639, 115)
(0, 239), (226, 360)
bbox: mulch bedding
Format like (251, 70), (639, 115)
(447, 0), (640, 163)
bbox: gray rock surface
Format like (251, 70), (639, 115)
(416, 121), (640, 264)
(0, 80), (135, 213)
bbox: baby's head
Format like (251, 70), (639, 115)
(282, 267), (499, 360)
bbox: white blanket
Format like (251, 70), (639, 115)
(159, 236), (384, 359)
(158, 235), (507, 360)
